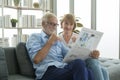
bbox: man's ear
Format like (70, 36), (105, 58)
(42, 21), (45, 26)
(42, 21), (46, 29)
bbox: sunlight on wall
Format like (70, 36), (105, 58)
(74, 0), (91, 29)
(57, 0), (69, 34)
(97, 0), (119, 59)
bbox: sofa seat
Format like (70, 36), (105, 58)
(8, 74), (34, 80)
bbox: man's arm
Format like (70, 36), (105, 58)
(33, 33), (58, 64)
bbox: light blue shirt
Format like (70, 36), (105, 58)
(26, 31), (69, 80)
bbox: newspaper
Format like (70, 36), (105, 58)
(63, 27), (103, 62)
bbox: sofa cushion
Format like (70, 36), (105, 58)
(99, 57), (120, 80)
(16, 42), (35, 77)
(0, 47), (8, 80)
(8, 74), (34, 80)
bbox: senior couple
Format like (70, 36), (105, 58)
(26, 12), (109, 80)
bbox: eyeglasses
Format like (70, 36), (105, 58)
(47, 22), (59, 27)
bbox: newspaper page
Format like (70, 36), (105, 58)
(63, 27), (103, 62)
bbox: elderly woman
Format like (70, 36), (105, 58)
(59, 13), (109, 80)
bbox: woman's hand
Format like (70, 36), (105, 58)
(72, 35), (78, 42)
(90, 50), (100, 59)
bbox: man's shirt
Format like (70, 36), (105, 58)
(26, 31), (69, 79)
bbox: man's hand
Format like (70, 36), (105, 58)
(90, 50), (100, 59)
(48, 32), (60, 45)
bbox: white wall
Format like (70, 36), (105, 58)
(97, 0), (119, 59)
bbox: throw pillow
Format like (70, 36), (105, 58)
(0, 47), (8, 80)
(16, 42), (35, 77)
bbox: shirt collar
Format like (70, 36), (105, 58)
(41, 30), (50, 39)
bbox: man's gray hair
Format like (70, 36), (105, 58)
(42, 12), (57, 22)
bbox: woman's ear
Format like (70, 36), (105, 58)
(61, 23), (63, 28)
(60, 21), (63, 28)
(61, 26), (63, 28)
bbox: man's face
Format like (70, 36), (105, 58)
(43, 18), (58, 35)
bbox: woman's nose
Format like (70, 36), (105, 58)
(67, 25), (72, 29)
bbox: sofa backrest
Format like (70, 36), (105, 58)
(15, 42), (35, 77)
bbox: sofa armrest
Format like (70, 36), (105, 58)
(0, 47), (8, 80)
(4, 47), (19, 75)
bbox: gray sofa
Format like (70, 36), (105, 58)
(0, 42), (35, 80)
(0, 42), (120, 80)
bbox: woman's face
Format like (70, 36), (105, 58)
(62, 21), (74, 34)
